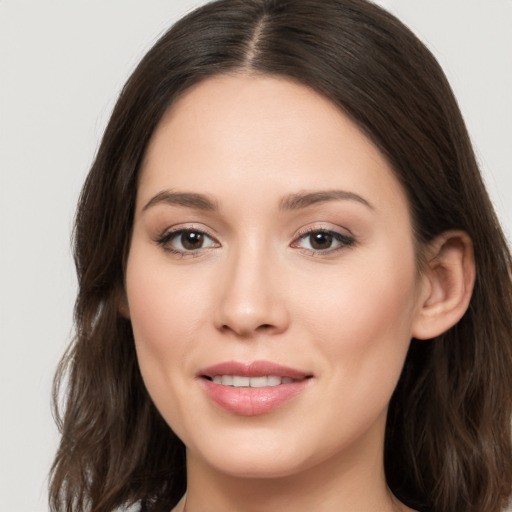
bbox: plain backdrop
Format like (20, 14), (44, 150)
(1, 1), (511, 511)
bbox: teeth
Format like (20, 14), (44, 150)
(221, 375), (233, 385)
(267, 375), (282, 386)
(250, 376), (269, 388)
(233, 376), (250, 387)
(211, 375), (297, 387)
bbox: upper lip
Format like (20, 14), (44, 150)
(198, 360), (312, 380)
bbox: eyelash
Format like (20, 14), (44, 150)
(155, 227), (355, 257)
(291, 227), (355, 255)
(155, 228), (220, 258)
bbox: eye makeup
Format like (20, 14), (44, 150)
(154, 222), (356, 260)
(291, 227), (355, 255)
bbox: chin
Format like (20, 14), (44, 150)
(184, 421), (349, 482)
(200, 449), (312, 479)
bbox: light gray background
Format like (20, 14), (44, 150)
(1, 1), (511, 511)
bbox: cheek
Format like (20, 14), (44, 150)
(297, 246), (419, 404)
(124, 244), (211, 412)
(126, 242), (209, 346)
(128, 272), (189, 359)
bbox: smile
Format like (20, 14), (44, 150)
(209, 375), (298, 387)
(199, 361), (312, 415)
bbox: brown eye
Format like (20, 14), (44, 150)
(181, 231), (204, 250)
(309, 232), (334, 250)
(157, 228), (219, 254)
(292, 229), (355, 254)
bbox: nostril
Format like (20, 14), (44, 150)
(254, 323), (277, 334)
(219, 323), (275, 336)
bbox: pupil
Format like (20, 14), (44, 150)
(311, 232), (332, 250)
(181, 232), (203, 250)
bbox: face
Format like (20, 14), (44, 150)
(125, 74), (426, 479)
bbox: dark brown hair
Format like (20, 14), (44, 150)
(49, 1), (512, 511)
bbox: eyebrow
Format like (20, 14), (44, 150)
(279, 190), (374, 211)
(142, 191), (218, 212)
(142, 188), (373, 213)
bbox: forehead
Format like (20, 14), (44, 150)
(138, 74), (409, 219)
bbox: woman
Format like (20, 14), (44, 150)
(49, 1), (512, 511)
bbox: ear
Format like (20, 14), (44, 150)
(412, 230), (475, 340)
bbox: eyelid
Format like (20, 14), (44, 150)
(293, 223), (354, 239)
(155, 224), (220, 257)
(290, 224), (356, 254)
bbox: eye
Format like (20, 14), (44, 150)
(157, 228), (219, 255)
(292, 228), (355, 254)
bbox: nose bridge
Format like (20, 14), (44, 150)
(215, 237), (288, 337)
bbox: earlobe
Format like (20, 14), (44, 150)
(412, 230), (475, 340)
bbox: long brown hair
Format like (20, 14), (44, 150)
(49, 1), (512, 511)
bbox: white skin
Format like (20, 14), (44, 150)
(124, 74), (475, 512)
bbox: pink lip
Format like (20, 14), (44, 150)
(198, 360), (312, 416)
(199, 360), (311, 380)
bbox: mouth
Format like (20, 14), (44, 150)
(199, 360), (312, 384)
(204, 375), (301, 387)
(198, 361), (313, 416)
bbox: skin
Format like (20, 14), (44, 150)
(124, 74), (431, 512)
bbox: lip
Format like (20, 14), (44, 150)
(198, 360), (313, 416)
(199, 360), (311, 380)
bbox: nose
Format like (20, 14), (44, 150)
(214, 245), (290, 338)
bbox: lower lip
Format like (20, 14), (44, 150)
(200, 378), (310, 416)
